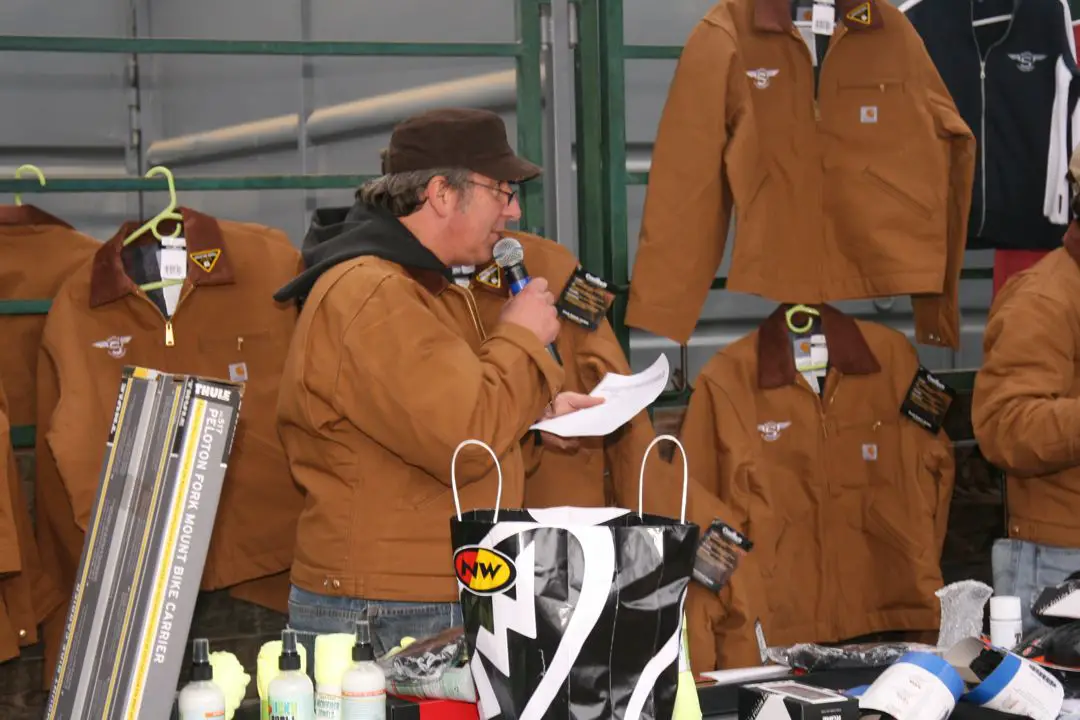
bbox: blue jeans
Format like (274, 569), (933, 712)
(287, 585), (463, 681)
(991, 538), (1080, 637)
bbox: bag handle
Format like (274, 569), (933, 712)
(638, 434), (688, 524)
(451, 439), (503, 522)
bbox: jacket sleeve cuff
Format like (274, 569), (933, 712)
(490, 321), (564, 401)
(625, 301), (695, 346)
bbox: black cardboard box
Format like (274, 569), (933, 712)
(739, 680), (860, 720)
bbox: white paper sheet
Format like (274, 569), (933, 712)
(699, 665), (791, 685)
(530, 354), (670, 437)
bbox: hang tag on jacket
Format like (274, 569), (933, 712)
(160, 248), (187, 281)
(556, 266), (615, 331)
(812, 1), (835, 35)
(692, 520), (753, 593)
(160, 235), (186, 249)
(900, 366), (956, 434)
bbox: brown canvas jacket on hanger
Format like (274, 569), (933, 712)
(0, 379), (63, 663)
(626, 0), (975, 349)
(678, 305), (955, 670)
(974, 223), (1080, 550)
(0, 205), (100, 427)
(35, 209), (303, 682)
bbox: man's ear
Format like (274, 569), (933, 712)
(424, 176), (455, 218)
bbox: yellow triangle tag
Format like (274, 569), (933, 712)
(475, 263), (503, 290)
(846, 2), (872, 25)
(190, 249), (222, 273)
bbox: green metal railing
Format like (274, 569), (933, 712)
(583, 0), (994, 407)
(0, 1), (548, 447)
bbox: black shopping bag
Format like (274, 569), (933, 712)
(449, 435), (699, 720)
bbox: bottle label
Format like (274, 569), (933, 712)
(269, 698), (315, 720)
(341, 688), (386, 720)
(315, 691), (342, 719)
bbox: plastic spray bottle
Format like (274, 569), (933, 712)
(340, 618), (386, 720)
(178, 638), (227, 720)
(268, 628), (315, 720)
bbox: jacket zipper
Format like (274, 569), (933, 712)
(135, 285), (193, 347)
(970, 12), (1015, 236)
(451, 284), (487, 343)
(795, 25), (843, 122)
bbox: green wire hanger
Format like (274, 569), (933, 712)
(785, 304), (819, 334)
(13, 164), (46, 205)
(123, 166), (184, 246)
(122, 166), (186, 292)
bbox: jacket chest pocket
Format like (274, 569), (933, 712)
(196, 330), (290, 419)
(825, 79), (916, 152)
(831, 416), (902, 490)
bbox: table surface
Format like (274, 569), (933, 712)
(227, 667), (1021, 719)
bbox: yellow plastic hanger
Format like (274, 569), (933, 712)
(14, 164), (46, 206)
(785, 304), (819, 334)
(123, 166), (184, 246)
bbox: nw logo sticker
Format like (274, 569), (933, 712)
(190, 249), (221, 273)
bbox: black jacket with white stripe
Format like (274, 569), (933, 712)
(902, 0), (1078, 250)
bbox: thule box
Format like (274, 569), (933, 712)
(45, 367), (242, 720)
(739, 680), (859, 720)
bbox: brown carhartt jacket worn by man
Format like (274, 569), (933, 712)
(678, 305), (955, 669)
(467, 231), (737, 529)
(36, 210), (303, 682)
(0, 379), (63, 663)
(627, 0), (975, 349)
(0, 205), (100, 427)
(974, 223), (1080, 549)
(275, 208), (565, 602)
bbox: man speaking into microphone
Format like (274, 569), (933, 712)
(273, 107), (603, 669)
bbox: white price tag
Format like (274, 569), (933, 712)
(160, 234), (186, 249)
(160, 248), (187, 281)
(812, 3), (835, 35)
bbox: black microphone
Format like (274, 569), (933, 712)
(492, 237), (562, 366)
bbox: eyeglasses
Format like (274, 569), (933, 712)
(465, 179), (517, 206)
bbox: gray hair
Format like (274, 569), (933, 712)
(357, 167), (473, 216)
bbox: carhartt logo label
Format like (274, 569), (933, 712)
(860, 105), (878, 123)
(228, 362), (248, 383)
(862, 443), (878, 461)
(194, 383), (232, 402)
(846, 2), (871, 25)
(1009, 52), (1047, 72)
(454, 545), (517, 595)
(93, 335), (132, 358)
(746, 68), (779, 89)
(190, 248), (221, 273)
(757, 421), (791, 442)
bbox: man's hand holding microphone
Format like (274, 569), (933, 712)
(494, 237), (603, 448)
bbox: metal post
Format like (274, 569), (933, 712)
(299, 0), (316, 225)
(516, 0), (546, 236)
(544, 0), (578, 251)
(597, 0), (631, 356)
(572, 0), (606, 275)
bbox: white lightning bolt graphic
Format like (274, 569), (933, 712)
(475, 539), (537, 676)
(468, 513), (623, 720)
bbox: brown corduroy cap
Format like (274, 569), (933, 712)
(383, 108), (542, 183)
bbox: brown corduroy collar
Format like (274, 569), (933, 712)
(89, 207), (236, 308)
(757, 304), (881, 389)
